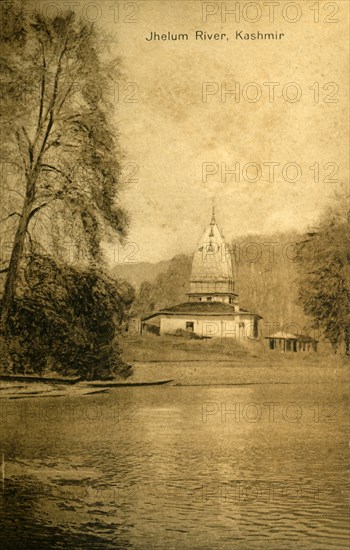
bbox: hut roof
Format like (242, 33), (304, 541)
(266, 331), (318, 342)
(268, 331), (297, 340)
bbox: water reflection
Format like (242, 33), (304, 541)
(0, 383), (349, 549)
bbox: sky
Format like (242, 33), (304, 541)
(30, 0), (349, 264)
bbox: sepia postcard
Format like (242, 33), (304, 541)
(0, 1), (349, 548)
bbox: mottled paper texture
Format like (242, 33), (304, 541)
(107, 0), (349, 262)
(0, 1), (349, 549)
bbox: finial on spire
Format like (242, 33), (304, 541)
(210, 203), (216, 225)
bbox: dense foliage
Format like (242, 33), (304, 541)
(0, 5), (127, 331)
(296, 206), (350, 354)
(1, 254), (135, 379)
(231, 232), (308, 332)
(134, 255), (192, 315)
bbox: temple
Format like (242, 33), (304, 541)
(187, 206), (237, 305)
(141, 208), (262, 340)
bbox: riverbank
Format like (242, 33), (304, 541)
(121, 333), (349, 385)
(0, 380), (108, 399)
(0, 378), (174, 399)
(1, 334), (348, 398)
(130, 357), (349, 386)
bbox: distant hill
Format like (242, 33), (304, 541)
(114, 232), (310, 332)
(109, 259), (170, 289)
(132, 254), (192, 316)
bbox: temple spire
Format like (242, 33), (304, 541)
(188, 208), (236, 303)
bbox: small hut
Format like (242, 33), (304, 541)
(265, 331), (318, 352)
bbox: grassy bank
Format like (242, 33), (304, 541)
(121, 333), (349, 386)
(120, 333), (263, 363)
(1, 334), (348, 398)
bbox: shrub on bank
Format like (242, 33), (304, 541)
(1, 254), (135, 380)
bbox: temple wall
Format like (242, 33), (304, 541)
(159, 315), (259, 341)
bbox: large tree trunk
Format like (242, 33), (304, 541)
(0, 192), (33, 333)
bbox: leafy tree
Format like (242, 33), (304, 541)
(296, 203), (350, 354)
(0, 5), (127, 331)
(231, 232), (308, 331)
(135, 281), (156, 315)
(133, 255), (192, 316)
(4, 253), (135, 379)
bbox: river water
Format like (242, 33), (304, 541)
(0, 382), (349, 549)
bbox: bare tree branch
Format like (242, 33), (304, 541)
(36, 39), (46, 141)
(27, 188), (67, 224)
(28, 199), (55, 222)
(21, 126), (33, 166)
(32, 33), (70, 168)
(45, 142), (80, 156)
(0, 212), (21, 224)
(15, 130), (28, 174)
(40, 163), (73, 183)
(56, 81), (74, 115)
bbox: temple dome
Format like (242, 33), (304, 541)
(190, 221), (233, 281)
(188, 208), (236, 303)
